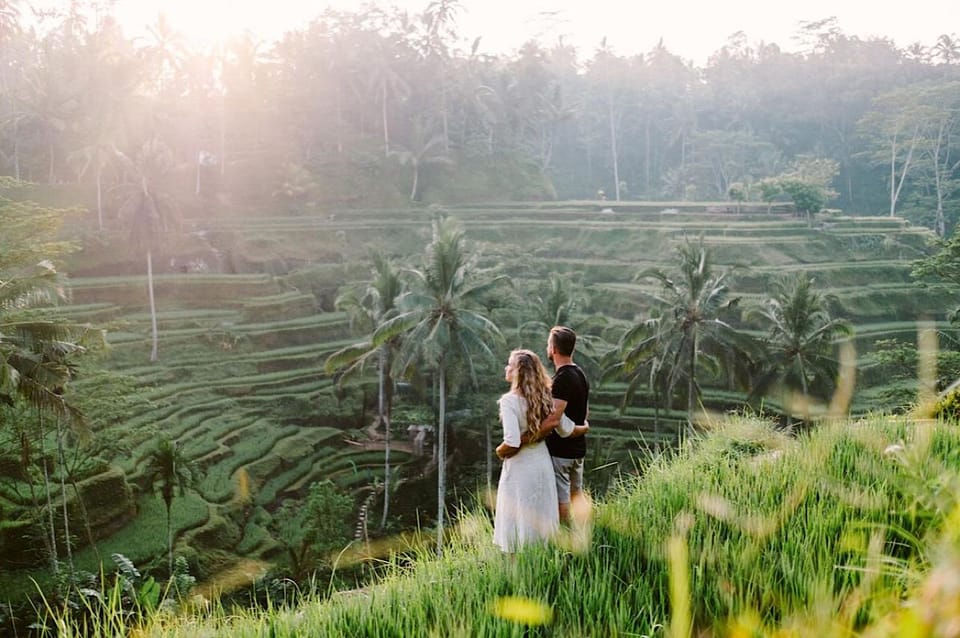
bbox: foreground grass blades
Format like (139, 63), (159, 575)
(42, 415), (960, 636)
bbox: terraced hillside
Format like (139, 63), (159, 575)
(0, 203), (946, 599)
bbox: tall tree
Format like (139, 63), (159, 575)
(910, 83), (960, 236)
(587, 40), (629, 201)
(391, 117), (450, 201)
(376, 217), (505, 554)
(142, 436), (196, 574)
(1, 177), (91, 575)
(933, 34), (960, 65)
(603, 312), (670, 432)
(635, 236), (745, 416)
(0, 178), (86, 419)
(116, 137), (179, 362)
(365, 32), (411, 157)
(325, 253), (404, 530)
(69, 16), (143, 231)
(745, 273), (852, 422)
(421, 0), (462, 153)
(858, 87), (928, 217)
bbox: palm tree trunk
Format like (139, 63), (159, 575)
(96, 164), (103, 232)
(889, 139), (897, 217)
(57, 417), (73, 572)
(436, 362), (446, 556)
(48, 133), (56, 184)
(432, 373), (439, 463)
(12, 119), (20, 180)
(220, 94), (226, 178)
(440, 67), (449, 153)
(608, 100), (620, 201)
(69, 476), (102, 563)
(39, 410), (59, 576)
(195, 153), (202, 196)
(336, 82), (344, 154)
(167, 504), (173, 575)
(687, 332), (697, 421)
(379, 348), (391, 530)
(147, 249), (159, 362)
(382, 82), (390, 157)
(410, 162), (420, 202)
(31, 410), (59, 576)
(783, 387), (793, 428)
(653, 387), (661, 436)
(644, 117), (651, 195)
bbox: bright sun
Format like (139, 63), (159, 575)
(115, 0), (304, 49)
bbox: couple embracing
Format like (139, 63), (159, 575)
(493, 326), (590, 553)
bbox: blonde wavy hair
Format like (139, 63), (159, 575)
(509, 349), (554, 442)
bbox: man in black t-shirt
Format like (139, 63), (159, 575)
(541, 326), (590, 523)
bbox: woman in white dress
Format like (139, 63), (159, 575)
(493, 349), (561, 553)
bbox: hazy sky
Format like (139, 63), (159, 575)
(40, 0), (960, 64)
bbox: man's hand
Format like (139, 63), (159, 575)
(496, 442), (520, 460)
(569, 420), (589, 438)
(537, 398), (568, 438)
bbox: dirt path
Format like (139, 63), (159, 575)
(345, 438), (416, 455)
(191, 558), (272, 600)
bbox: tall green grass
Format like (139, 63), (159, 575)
(41, 414), (960, 636)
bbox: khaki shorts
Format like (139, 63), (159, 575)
(551, 457), (584, 505)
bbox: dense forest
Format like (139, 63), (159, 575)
(1, 2), (959, 230)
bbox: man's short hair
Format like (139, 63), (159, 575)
(549, 326), (577, 357)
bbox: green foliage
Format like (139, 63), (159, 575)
(933, 387), (960, 421)
(779, 179), (827, 215)
(0, 179), (79, 271)
(614, 235), (746, 415)
(727, 182), (747, 209)
(868, 338), (960, 393)
(757, 178), (782, 210)
(272, 480), (353, 579)
(0, 180), (91, 419)
(746, 272), (852, 404)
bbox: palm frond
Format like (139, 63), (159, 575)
(324, 341), (376, 375)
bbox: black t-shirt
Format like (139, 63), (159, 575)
(545, 364), (589, 459)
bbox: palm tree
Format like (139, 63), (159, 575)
(366, 35), (411, 157)
(69, 139), (118, 232)
(116, 137), (179, 362)
(390, 118), (451, 202)
(0, 260), (85, 574)
(375, 218), (506, 554)
(2, 179), (95, 574)
(325, 253), (404, 530)
(144, 12), (189, 95)
(519, 275), (577, 340)
(634, 236), (745, 417)
(933, 34), (960, 65)
(1, 260), (85, 421)
(745, 273), (852, 423)
(422, 0), (462, 153)
(143, 437), (196, 574)
(519, 275), (607, 378)
(0, 1), (21, 36)
(603, 312), (670, 433)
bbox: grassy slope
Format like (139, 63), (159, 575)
(110, 414), (960, 637)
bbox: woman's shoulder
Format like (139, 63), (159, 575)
(498, 392), (524, 407)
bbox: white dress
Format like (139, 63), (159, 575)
(493, 392), (560, 552)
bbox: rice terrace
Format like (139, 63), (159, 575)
(3, 0), (960, 635)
